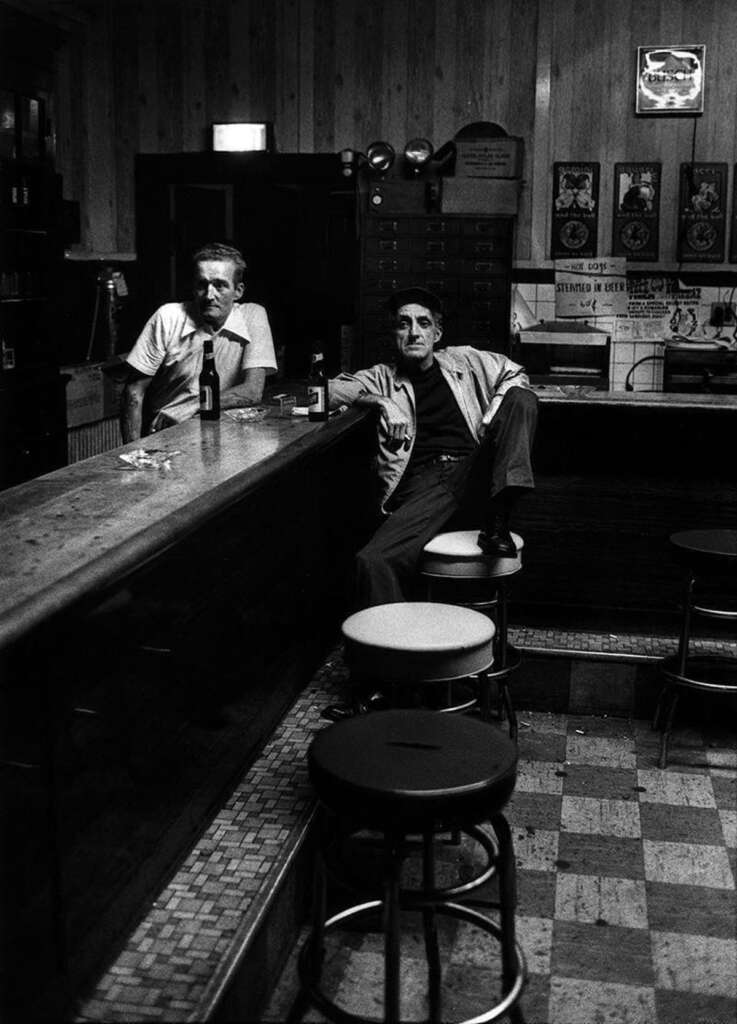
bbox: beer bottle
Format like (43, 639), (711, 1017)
(199, 337), (220, 420)
(307, 343), (329, 422)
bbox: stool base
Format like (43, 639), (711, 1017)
(297, 900), (526, 1024)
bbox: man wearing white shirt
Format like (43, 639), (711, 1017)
(121, 242), (277, 441)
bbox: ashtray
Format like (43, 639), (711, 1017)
(224, 407), (269, 423)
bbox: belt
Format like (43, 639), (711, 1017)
(431, 453), (466, 464)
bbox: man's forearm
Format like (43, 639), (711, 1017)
(120, 390), (144, 443)
(220, 369), (267, 409)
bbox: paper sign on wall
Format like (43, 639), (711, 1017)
(554, 257), (628, 318)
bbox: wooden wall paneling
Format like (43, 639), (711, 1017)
(493, 0), (538, 262)
(228, 0), (254, 122)
(180, 0), (208, 153)
(275, 0), (300, 152)
(452, 0), (486, 128)
(246, 0), (278, 123)
(297, 0), (315, 152)
(332, 0), (358, 151)
(83, 4), (116, 253)
(312, 0), (336, 152)
(405, 0), (436, 143)
(154, 4), (184, 154)
(135, 1), (159, 155)
(529, 0), (553, 266)
(597, 2), (633, 256)
(112, 3), (141, 253)
(381, 0), (409, 153)
(202, 0), (232, 137)
(655, 0), (687, 265)
(353, 0), (384, 150)
(432, 0), (458, 143)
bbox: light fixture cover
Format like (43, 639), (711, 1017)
(366, 140), (395, 174)
(212, 122), (272, 152)
(404, 137), (434, 169)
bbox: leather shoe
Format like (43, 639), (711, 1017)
(321, 690), (389, 722)
(477, 525), (517, 558)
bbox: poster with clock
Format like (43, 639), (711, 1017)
(550, 162), (599, 259)
(612, 162), (660, 261)
(676, 162), (727, 263)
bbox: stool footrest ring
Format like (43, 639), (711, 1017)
(298, 899), (526, 1024)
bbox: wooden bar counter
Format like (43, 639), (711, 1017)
(0, 407), (375, 1021)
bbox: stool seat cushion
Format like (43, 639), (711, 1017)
(671, 530), (737, 571)
(342, 602), (495, 684)
(421, 530), (524, 579)
(309, 709), (517, 827)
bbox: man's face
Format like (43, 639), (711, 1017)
(393, 303), (441, 371)
(193, 259), (244, 329)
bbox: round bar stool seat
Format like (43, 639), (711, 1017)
(422, 529), (524, 579)
(297, 710), (526, 1024)
(655, 529), (737, 768)
(342, 601), (495, 715)
(420, 531), (525, 740)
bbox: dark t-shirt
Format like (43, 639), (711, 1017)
(407, 358), (475, 469)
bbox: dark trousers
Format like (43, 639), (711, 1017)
(354, 387), (538, 608)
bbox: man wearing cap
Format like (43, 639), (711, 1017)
(330, 286), (537, 609)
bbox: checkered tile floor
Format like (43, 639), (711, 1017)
(264, 709), (737, 1024)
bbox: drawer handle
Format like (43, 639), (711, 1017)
(379, 240), (399, 252)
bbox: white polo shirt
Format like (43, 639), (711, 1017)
(126, 300), (277, 430)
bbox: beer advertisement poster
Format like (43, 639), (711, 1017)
(635, 45), (705, 114)
(550, 162), (600, 259)
(676, 162), (727, 263)
(612, 163), (661, 261)
(730, 166), (737, 263)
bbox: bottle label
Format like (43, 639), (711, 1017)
(200, 385), (214, 411)
(307, 385), (326, 412)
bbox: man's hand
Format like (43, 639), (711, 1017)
(377, 397), (412, 450)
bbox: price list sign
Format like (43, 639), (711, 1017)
(612, 163), (661, 261)
(550, 162), (600, 259)
(677, 162), (727, 263)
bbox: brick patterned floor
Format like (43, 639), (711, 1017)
(76, 639), (736, 1023)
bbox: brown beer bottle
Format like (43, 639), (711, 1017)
(307, 343), (329, 422)
(199, 337), (220, 420)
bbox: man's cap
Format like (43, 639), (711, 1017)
(385, 286), (444, 317)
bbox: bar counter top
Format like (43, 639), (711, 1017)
(0, 407), (366, 650)
(534, 386), (737, 409)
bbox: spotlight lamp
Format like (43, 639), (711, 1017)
(366, 140), (395, 175)
(403, 137), (434, 174)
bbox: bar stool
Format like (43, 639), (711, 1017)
(421, 530), (524, 740)
(342, 601), (496, 720)
(297, 709), (526, 1024)
(655, 529), (737, 768)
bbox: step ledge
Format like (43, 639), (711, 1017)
(75, 661), (344, 1023)
(510, 626), (737, 664)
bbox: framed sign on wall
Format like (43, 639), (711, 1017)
(635, 45), (705, 114)
(550, 162), (600, 259)
(677, 163), (727, 263)
(612, 163), (661, 261)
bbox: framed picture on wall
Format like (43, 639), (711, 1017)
(550, 162), (600, 259)
(635, 45), (705, 114)
(612, 162), (661, 261)
(677, 163), (727, 263)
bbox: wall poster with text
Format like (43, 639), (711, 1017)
(677, 162), (727, 263)
(550, 162), (599, 259)
(612, 163), (661, 261)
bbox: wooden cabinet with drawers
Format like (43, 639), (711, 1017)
(358, 183), (514, 367)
